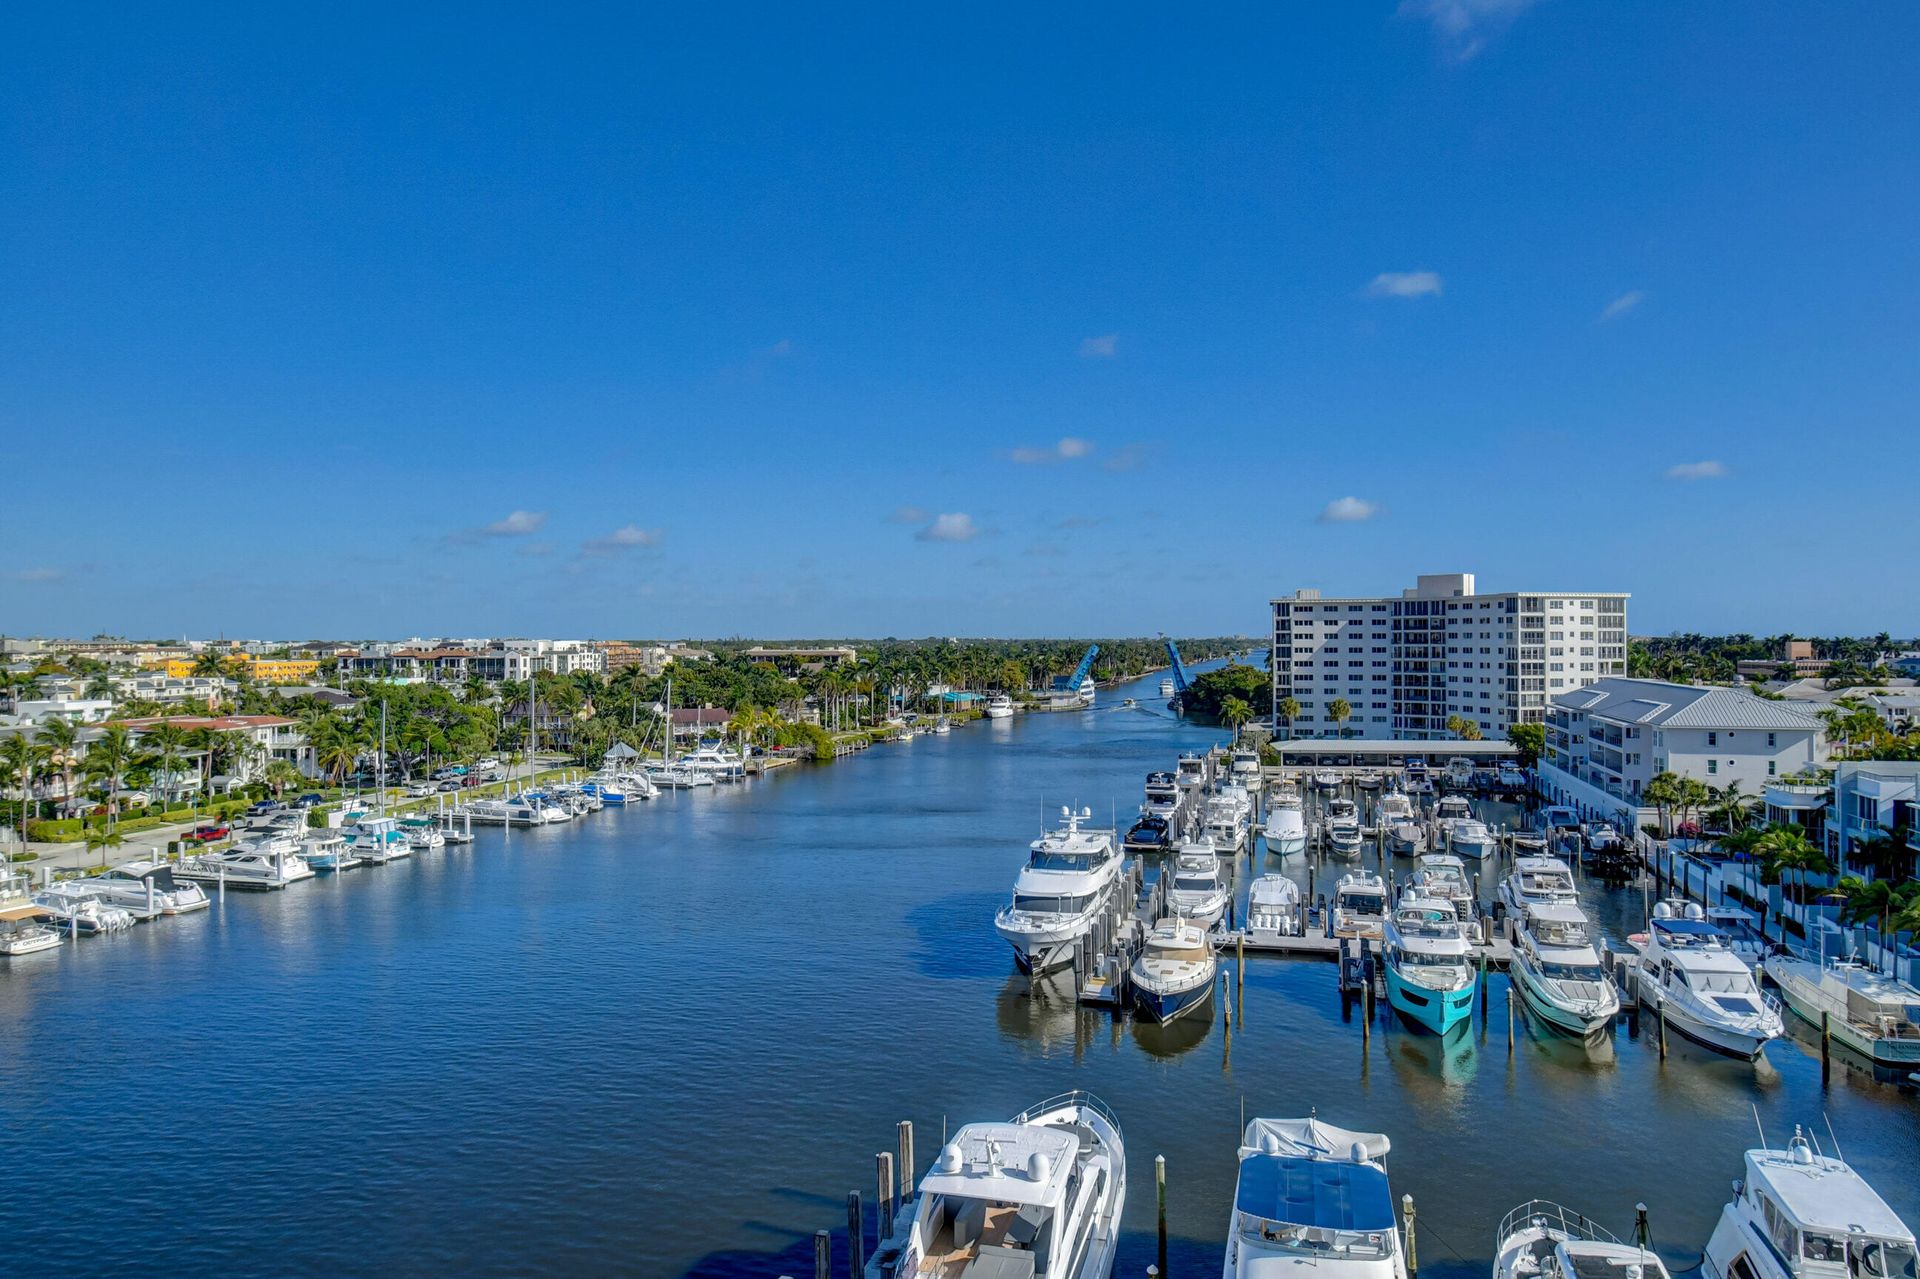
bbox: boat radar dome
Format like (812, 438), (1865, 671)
(1261, 1133), (1283, 1156)
(938, 1144), (964, 1174)
(1349, 1142), (1369, 1165)
(1684, 902), (1706, 921)
(1791, 1129), (1815, 1164)
(1653, 901), (1675, 920)
(1028, 1152), (1052, 1183)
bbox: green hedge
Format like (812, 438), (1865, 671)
(27, 819), (82, 841)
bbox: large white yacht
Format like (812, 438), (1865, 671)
(1224, 1117), (1406, 1279)
(176, 838), (315, 890)
(83, 860), (210, 916)
(1166, 845), (1230, 929)
(1245, 875), (1302, 943)
(1229, 746), (1263, 792)
(1494, 1201), (1671, 1279)
(984, 693), (1015, 720)
(1263, 792), (1307, 857)
(1446, 818), (1498, 860)
(1326, 800), (1364, 860)
(1130, 918), (1217, 1024)
(1333, 870), (1390, 940)
(32, 883), (136, 935)
(1761, 955), (1920, 1067)
(1176, 753), (1209, 791)
(1411, 853), (1475, 921)
(463, 797), (546, 827)
(1383, 893), (1477, 1034)
(867, 1091), (1124, 1279)
(993, 808), (1123, 975)
(1498, 856), (1579, 919)
(1703, 1129), (1914, 1279)
(1204, 792), (1249, 855)
(1510, 902), (1620, 1042)
(342, 814), (414, 861)
(681, 741), (745, 781)
(1142, 771), (1181, 820)
(1630, 900), (1784, 1058)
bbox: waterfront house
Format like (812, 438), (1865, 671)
(1539, 677), (1826, 830)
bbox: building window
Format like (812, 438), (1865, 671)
(1708, 732), (1717, 746)
(1767, 732), (1776, 747)
(1707, 759), (1718, 775)
(1768, 761), (1776, 776)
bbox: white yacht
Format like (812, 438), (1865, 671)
(1326, 800), (1364, 859)
(993, 808), (1124, 975)
(1166, 846), (1231, 929)
(463, 797), (545, 827)
(1377, 792), (1414, 827)
(1224, 1117), (1405, 1279)
(984, 693), (1015, 720)
(1511, 903), (1620, 1041)
(1142, 771), (1181, 820)
(1383, 893), (1477, 1034)
(1264, 793), (1308, 857)
(1494, 1201), (1670, 1279)
(681, 742), (745, 781)
(1312, 769), (1340, 791)
(1176, 753), (1209, 791)
(342, 814), (414, 861)
(1703, 1129), (1914, 1279)
(615, 770), (660, 800)
(299, 832), (350, 872)
(1333, 870), (1390, 940)
(1245, 875), (1302, 943)
(1204, 793), (1249, 855)
(0, 908), (64, 956)
(1229, 746), (1263, 792)
(1434, 794), (1472, 825)
(867, 1091), (1124, 1279)
(176, 839), (315, 890)
(1498, 856), (1579, 919)
(1495, 763), (1530, 792)
(1447, 818), (1498, 860)
(401, 817), (445, 851)
(83, 860), (210, 916)
(1411, 853), (1475, 921)
(1762, 955), (1920, 1067)
(1130, 918), (1217, 1024)
(1386, 818), (1427, 857)
(1160, 677), (1177, 699)
(1444, 757), (1475, 790)
(32, 883), (137, 935)
(1630, 900), (1784, 1059)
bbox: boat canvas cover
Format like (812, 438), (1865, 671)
(1243, 1118), (1390, 1162)
(1234, 1154), (1395, 1233)
(1652, 918), (1723, 939)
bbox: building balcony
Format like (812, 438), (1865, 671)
(1764, 781), (1830, 812)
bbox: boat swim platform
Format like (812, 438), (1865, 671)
(1218, 928), (1514, 967)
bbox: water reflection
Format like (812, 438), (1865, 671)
(1130, 985), (1219, 1060)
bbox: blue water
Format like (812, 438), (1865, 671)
(2, 665), (1914, 1278)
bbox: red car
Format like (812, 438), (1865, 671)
(186, 823), (231, 843)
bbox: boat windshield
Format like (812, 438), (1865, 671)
(1235, 1155), (1395, 1259)
(1833, 1238), (1917, 1279)
(1338, 891), (1383, 914)
(1539, 960), (1608, 982)
(1029, 850), (1101, 871)
(1173, 874), (1217, 892)
(1013, 892), (1094, 915)
(1394, 948), (1465, 968)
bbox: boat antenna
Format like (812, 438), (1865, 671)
(1823, 1113), (1844, 1163)
(1751, 1103), (1768, 1152)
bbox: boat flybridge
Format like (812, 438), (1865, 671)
(176, 838), (315, 890)
(867, 1091), (1124, 1279)
(1630, 900), (1784, 1059)
(1176, 753), (1209, 791)
(1447, 819), (1498, 860)
(83, 860), (209, 915)
(1245, 875), (1302, 944)
(1130, 917), (1217, 1024)
(1264, 793), (1307, 857)
(1142, 771), (1181, 820)
(1333, 870), (1390, 941)
(993, 808), (1123, 975)
(1494, 1200), (1671, 1279)
(1224, 1117), (1406, 1279)
(1510, 903), (1620, 1041)
(1229, 746), (1263, 792)
(1383, 893), (1477, 1034)
(1166, 845), (1230, 930)
(1204, 793), (1249, 855)
(1499, 856), (1579, 918)
(1703, 1128), (1915, 1279)
(1761, 954), (1920, 1067)
(984, 693), (1015, 720)
(1410, 853), (1474, 922)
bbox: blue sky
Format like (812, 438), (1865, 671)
(4, 3), (1917, 640)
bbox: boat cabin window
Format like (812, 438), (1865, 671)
(1762, 1194), (1800, 1262)
(1241, 1220), (1394, 1261)
(1338, 891), (1384, 914)
(1391, 945), (1463, 968)
(1030, 851), (1101, 872)
(1014, 892), (1094, 915)
(1172, 872), (1216, 892)
(1538, 960), (1608, 982)
(1849, 1239), (1917, 1279)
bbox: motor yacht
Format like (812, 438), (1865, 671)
(643, 762), (706, 790)
(0, 907), (64, 956)
(1494, 763), (1530, 793)
(1245, 875), (1302, 943)
(1629, 900), (1784, 1059)
(1434, 794), (1472, 826)
(1403, 763), (1434, 797)
(1130, 918), (1217, 1024)
(1160, 677), (1177, 699)
(1443, 757), (1475, 790)
(402, 816), (445, 851)
(582, 775), (629, 805)
(1325, 799), (1364, 859)
(1411, 853), (1475, 921)
(1332, 870), (1390, 940)
(867, 1091), (1123, 1279)
(681, 742), (745, 782)
(1376, 791), (1414, 826)
(1356, 770), (1383, 791)
(984, 693), (1015, 720)
(615, 770), (660, 800)
(1762, 955), (1920, 1067)
(1702, 1128), (1914, 1279)
(1142, 771), (1181, 820)
(1123, 811), (1173, 855)
(1176, 753), (1209, 791)
(1312, 770), (1341, 792)
(83, 860), (210, 915)
(1165, 846), (1230, 929)
(1511, 902), (1620, 1041)
(299, 832), (350, 872)
(176, 838), (315, 890)
(993, 808), (1124, 975)
(32, 883), (136, 935)
(1498, 856), (1579, 919)
(1264, 794), (1307, 857)
(1386, 818), (1427, 857)
(1229, 747), (1263, 792)
(1494, 1201), (1670, 1279)
(463, 797), (545, 827)
(1204, 793), (1249, 855)
(1447, 818), (1498, 860)
(1224, 1117), (1405, 1279)
(342, 814), (414, 861)
(1383, 893), (1477, 1034)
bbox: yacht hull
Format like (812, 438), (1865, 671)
(1265, 830), (1306, 856)
(1513, 966), (1615, 1042)
(1133, 973), (1215, 1025)
(1646, 998), (1773, 1059)
(1386, 966), (1475, 1034)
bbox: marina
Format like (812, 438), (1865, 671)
(1, 663), (1916, 1278)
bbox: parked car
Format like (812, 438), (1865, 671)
(186, 823), (231, 843)
(437, 780), (460, 792)
(460, 775), (484, 788)
(473, 758), (499, 772)
(245, 800), (282, 817)
(405, 783), (435, 799)
(294, 793), (325, 808)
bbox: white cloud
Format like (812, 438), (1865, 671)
(1316, 496), (1380, 523)
(1365, 271), (1443, 299)
(915, 513), (980, 543)
(1600, 290), (1645, 322)
(484, 510), (548, 536)
(1400, 0), (1544, 61)
(1078, 334), (1118, 359)
(1010, 437), (1095, 464)
(886, 505), (929, 524)
(582, 524), (663, 554)
(1665, 460), (1727, 481)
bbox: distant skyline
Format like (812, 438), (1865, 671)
(4, 5), (1918, 639)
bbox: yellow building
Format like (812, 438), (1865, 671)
(160, 654), (320, 684)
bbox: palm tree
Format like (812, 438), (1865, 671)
(85, 725), (136, 831)
(144, 722), (190, 808)
(1219, 697), (1253, 735)
(1328, 698), (1353, 740)
(84, 822), (124, 870)
(1276, 696), (1300, 741)
(191, 651), (230, 678)
(37, 716), (81, 817)
(1755, 827), (1830, 908)
(264, 759), (302, 800)
(1709, 781), (1753, 833)
(1643, 772), (1683, 838)
(1, 734), (39, 846)
(84, 672), (117, 701)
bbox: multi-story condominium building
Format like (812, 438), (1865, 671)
(1540, 677), (1825, 827)
(1269, 572), (1628, 740)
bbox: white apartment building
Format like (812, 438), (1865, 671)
(1540, 677), (1825, 828)
(1270, 573), (1628, 740)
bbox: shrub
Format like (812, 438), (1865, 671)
(27, 819), (82, 841)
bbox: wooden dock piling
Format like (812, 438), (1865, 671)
(814, 1229), (830, 1279)
(1403, 1194), (1418, 1278)
(877, 1152), (895, 1238)
(897, 1121), (913, 1201)
(1156, 1155), (1168, 1278)
(1821, 1009), (1831, 1082)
